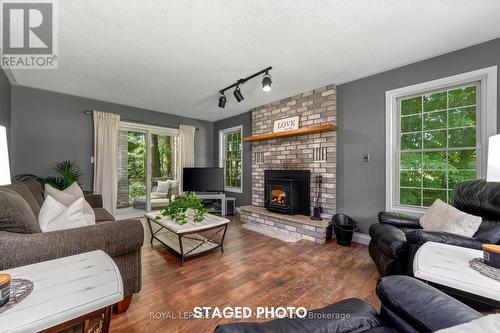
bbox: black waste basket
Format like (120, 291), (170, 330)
(332, 214), (358, 246)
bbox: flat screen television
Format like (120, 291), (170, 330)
(182, 167), (224, 192)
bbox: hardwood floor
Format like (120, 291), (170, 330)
(110, 215), (380, 333)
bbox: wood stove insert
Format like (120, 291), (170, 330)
(264, 170), (310, 215)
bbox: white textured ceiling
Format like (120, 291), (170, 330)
(10, 0), (500, 121)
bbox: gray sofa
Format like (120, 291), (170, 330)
(0, 179), (144, 308)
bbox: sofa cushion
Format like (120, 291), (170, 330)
(0, 187), (41, 233)
(84, 193), (103, 209)
(94, 207), (115, 222)
(6, 181), (41, 217)
(21, 179), (45, 206)
(453, 180), (500, 222)
(473, 220), (500, 244)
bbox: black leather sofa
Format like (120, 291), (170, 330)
(369, 180), (500, 277)
(214, 276), (482, 333)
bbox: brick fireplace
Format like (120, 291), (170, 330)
(240, 84), (337, 243)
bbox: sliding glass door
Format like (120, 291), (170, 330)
(149, 132), (178, 210)
(116, 123), (178, 217)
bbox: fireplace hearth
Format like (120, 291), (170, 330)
(265, 170), (310, 215)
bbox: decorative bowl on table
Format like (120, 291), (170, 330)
(0, 274), (10, 307)
(483, 244), (500, 269)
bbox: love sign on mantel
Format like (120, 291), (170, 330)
(273, 116), (300, 133)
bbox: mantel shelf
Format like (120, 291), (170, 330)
(243, 124), (336, 142)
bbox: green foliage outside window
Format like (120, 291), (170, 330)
(224, 130), (242, 189)
(128, 132), (146, 179)
(399, 85), (478, 207)
(127, 131), (175, 203)
(129, 181), (146, 202)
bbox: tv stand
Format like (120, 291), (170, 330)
(194, 192), (226, 216)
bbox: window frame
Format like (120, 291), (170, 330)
(219, 125), (243, 193)
(386, 66), (497, 215)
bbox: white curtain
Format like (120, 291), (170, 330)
(93, 111), (120, 215)
(178, 125), (195, 193)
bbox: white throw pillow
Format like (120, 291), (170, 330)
(156, 180), (171, 193)
(44, 182), (95, 226)
(38, 195), (89, 232)
(419, 199), (482, 238)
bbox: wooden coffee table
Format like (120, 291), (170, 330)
(413, 242), (500, 308)
(145, 212), (230, 266)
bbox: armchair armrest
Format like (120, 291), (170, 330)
(377, 276), (481, 332)
(405, 229), (483, 250)
(378, 211), (422, 229)
(85, 193), (103, 208)
(369, 224), (408, 259)
(0, 219), (144, 271)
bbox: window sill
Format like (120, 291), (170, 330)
(387, 205), (426, 217)
(225, 187), (243, 194)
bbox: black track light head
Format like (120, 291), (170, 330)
(218, 92), (226, 108)
(233, 85), (244, 102)
(262, 72), (272, 92)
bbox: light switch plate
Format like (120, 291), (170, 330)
(363, 153), (370, 162)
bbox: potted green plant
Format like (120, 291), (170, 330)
(156, 192), (207, 224)
(16, 160), (84, 190)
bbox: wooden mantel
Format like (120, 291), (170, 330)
(243, 124), (336, 142)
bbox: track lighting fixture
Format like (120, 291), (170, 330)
(262, 72), (272, 92)
(233, 85), (244, 102)
(218, 92), (226, 108)
(217, 66), (272, 108)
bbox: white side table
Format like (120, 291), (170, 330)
(413, 242), (500, 307)
(0, 250), (123, 333)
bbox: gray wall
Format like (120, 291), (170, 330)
(213, 111), (252, 207)
(337, 38), (500, 234)
(11, 86), (214, 191)
(0, 70), (10, 144)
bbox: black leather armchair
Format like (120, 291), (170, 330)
(214, 276), (482, 333)
(369, 180), (500, 277)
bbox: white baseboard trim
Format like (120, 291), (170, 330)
(352, 232), (371, 245)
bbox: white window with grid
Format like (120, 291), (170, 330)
(219, 126), (243, 193)
(386, 67), (497, 214)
